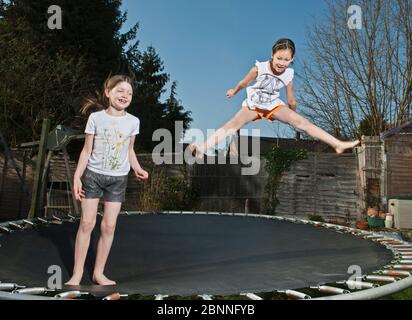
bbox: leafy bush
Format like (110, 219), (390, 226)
(263, 146), (307, 215)
(135, 165), (198, 211)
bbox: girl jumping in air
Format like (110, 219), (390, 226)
(66, 75), (149, 286)
(190, 38), (360, 157)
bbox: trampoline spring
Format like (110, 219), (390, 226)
(233, 213), (248, 218)
(365, 235), (384, 240)
(279, 290), (311, 300)
(379, 270), (411, 277)
(102, 293), (128, 301)
(0, 226), (11, 233)
(310, 221), (322, 226)
(390, 245), (412, 249)
(392, 248), (411, 254)
(0, 283), (25, 291)
(390, 265), (412, 271)
(397, 255), (412, 260)
(13, 287), (52, 295)
(396, 260), (412, 265)
(381, 243), (402, 247)
(154, 294), (168, 300)
(37, 218), (48, 224)
(97, 212), (103, 217)
(240, 293), (263, 300)
(380, 239), (403, 244)
(385, 242), (407, 246)
(334, 230), (346, 235)
(52, 216), (62, 222)
(353, 229), (370, 234)
(67, 215), (78, 221)
(350, 232), (364, 237)
(198, 294), (213, 300)
(339, 280), (378, 290)
(8, 222), (23, 230)
(310, 285), (350, 295)
(398, 251), (412, 255)
(261, 214), (273, 219)
(394, 249), (412, 253)
(353, 231), (370, 237)
(359, 275), (397, 283)
(54, 291), (88, 299)
(22, 220), (35, 226)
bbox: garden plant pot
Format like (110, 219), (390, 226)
(367, 216), (385, 227)
(356, 220), (369, 230)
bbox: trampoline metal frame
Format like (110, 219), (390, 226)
(0, 211), (412, 300)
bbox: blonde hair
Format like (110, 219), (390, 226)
(80, 74), (134, 115)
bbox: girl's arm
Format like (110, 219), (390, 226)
(227, 67), (258, 97)
(286, 80), (297, 111)
(73, 134), (94, 201)
(74, 134), (94, 180)
(129, 136), (148, 180)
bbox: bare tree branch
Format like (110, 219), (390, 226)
(298, 0), (412, 138)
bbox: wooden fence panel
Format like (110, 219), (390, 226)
(387, 153), (412, 198)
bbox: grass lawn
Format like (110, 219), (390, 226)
(384, 287), (412, 300)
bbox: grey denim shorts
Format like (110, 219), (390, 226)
(81, 168), (128, 203)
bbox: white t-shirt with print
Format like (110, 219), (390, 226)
(85, 110), (140, 176)
(245, 60), (294, 111)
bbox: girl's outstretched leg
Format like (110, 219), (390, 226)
(190, 106), (258, 158)
(65, 198), (100, 286)
(92, 201), (121, 286)
(272, 107), (360, 154)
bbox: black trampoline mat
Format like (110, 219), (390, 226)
(0, 214), (392, 296)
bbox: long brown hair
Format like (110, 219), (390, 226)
(80, 74), (135, 115)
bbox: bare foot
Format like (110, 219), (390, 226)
(335, 140), (360, 154)
(65, 274), (82, 286)
(188, 144), (205, 159)
(92, 274), (116, 286)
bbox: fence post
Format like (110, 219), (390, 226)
(380, 141), (387, 209)
(356, 135), (383, 218)
(62, 146), (80, 215)
(0, 156), (7, 209)
(28, 119), (50, 219)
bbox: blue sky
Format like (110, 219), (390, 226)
(120, 0), (330, 144)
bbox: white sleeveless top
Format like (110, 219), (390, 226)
(245, 60), (294, 111)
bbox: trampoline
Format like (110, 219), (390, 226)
(0, 212), (411, 300)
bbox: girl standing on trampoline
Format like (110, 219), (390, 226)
(190, 38), (359, 157)
(66, 75), (148, 286)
